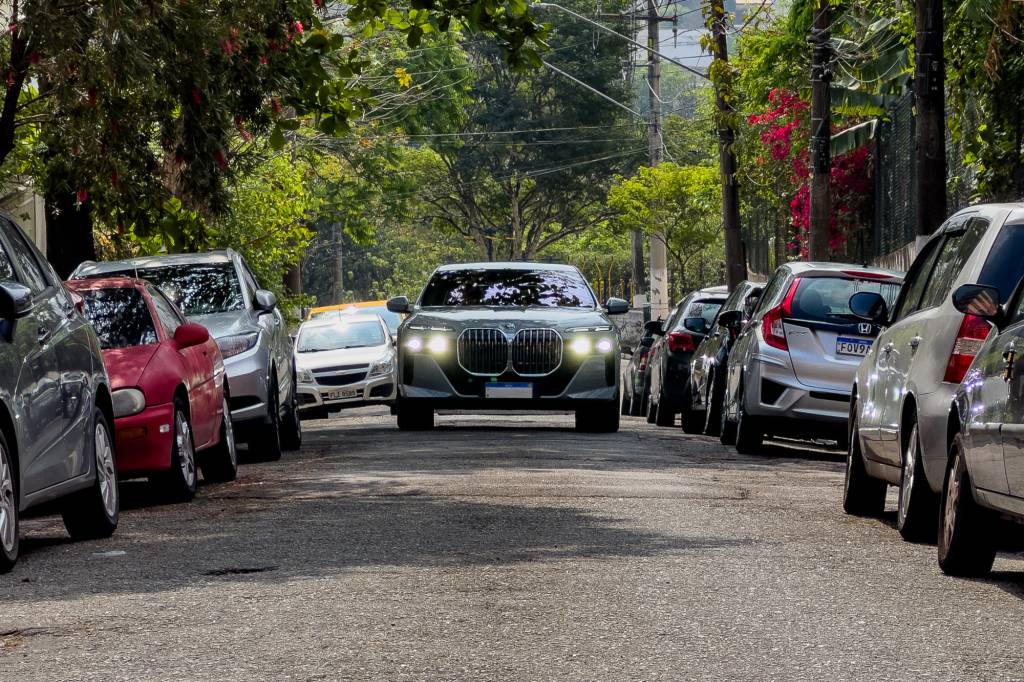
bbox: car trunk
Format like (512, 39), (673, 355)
(783, 319), (872, 392)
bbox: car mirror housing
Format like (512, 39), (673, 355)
(173, 322), (210, 349)
(0, 281), (33, 320)
(682, 317), (708, 335)
(643, 319), (664, 336)
(387, 296), (412, 314)
(604, 297), (629, 315)
(254, 289), (278, 314)
(849, 291), (889, 325)
(717, 309), (742, 330)
(952, 284), (1004, 327)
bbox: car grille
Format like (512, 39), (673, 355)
(511, 329), (561, 376)
(316, 373), (367, 387)
(458, 328), (509, 375)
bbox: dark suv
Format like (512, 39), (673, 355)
(0, 215), (117, 573)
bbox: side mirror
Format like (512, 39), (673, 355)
(951, 284), (1003, 326)
(644, 319), (664, 336)
(717, 309), (742, 330)
(682, 317), (709, 335)
(849, 291), (889, 325)
(604, 297), (629, 315)
(0, 281), (33, 320)
(387, 296), (412, 314)
(173, 322), (210, 349)
(254, 289), (277, 314)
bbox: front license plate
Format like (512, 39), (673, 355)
(327, 387), (360, 400)
(836, 337), (872, 356)
(485, 382), (533, 399)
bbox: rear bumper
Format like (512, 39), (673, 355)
(114, 402), (174, 477)
(745, 349), (850, 426)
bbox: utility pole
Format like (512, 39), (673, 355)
(331, 222), (344, 304)
(807, 0), (832, 261)
(708, 0), (745, 291)
(647, 0), (669, 321)
(915, 0), (946, 238)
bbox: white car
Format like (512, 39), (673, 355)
(294, 314), (397, 418)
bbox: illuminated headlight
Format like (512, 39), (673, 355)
(596, 337), (614, 353)
(369, 356), (395, 377)
(426, 336), (449, 354)
(297, 368), (314, 383)
(216, 332), (259, 359)
(570, 337), (592, 355)
(112, 388), (146, 418)
(404, 336), (423, 352)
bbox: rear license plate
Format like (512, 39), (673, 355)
(327, 387), (360, 400)
(485, 382), (533, 399)
(836, 337), (872, 356)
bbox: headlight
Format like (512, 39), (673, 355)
(404, 336), (423, 352)
(369, 355), (395, 377)
(112, 388), (146, 418)
(217, 332), (259, 359)
(596, 337), (614, 353)
(426, 336), (449, 354)
(570, 337), (592, 355)
(297, 368), (314, 383)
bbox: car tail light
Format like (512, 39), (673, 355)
(761, 279), (800, 351)
(638, 354), (649, 371)
(943, 314), (992, 383)
(667, 332), (697, 352)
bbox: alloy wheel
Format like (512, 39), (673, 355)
(942, 450), (962, 551)
(95, 421), (118, 518)
(176, 411), (196, 489)
(223, 397), (237, 468)
(0, 445), (15, 554)
(898, 424), (918, 526)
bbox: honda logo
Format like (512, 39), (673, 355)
(858, 322), (872, 335)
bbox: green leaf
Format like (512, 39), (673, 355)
(269, 125), (286, 151)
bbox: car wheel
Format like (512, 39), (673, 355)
(396, 399), (434, 430)
(201, 395), (238, 484)
(704, 371), (723, 437)
(842, 412), (886, 516)
(280, 378), (302, 452)
(0, 431), (19, 574)
(680, 382), (702, 434)
(250, 378), (283, 462)
(62, 408), (119, 541)
(938, 434), (997, 577)
(576, 395), (620, 433)
(654, 391), (674, 427)
(157, 400), (198, 501)
(734, 383), (763, 454)
(719, 384), (736, 446)
(897, 421), (938, 543)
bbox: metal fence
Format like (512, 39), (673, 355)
(872, 91), (917, 261)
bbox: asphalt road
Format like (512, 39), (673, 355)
(2, 408), (1024, 681)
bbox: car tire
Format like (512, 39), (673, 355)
(280, 378), (302, 452)
(842, 413), (886, 516)
(156, 400), (198, 501)
(733, 383), (762, 454)
(201, 395), (238, 484)
(679, 383), (702, 434)
(250, 378), (283, 462)
(897, 421), (938, 543)
(396, 399), (434, 430)
(0, 430), (19, 574)
(719, 385), (737, 446)
(654, 391), (674, 427)
(576, 396), (620, 433)
(938, 434), (997, 577)
(704, 370), (723, 437)
(62, 408), (119, 541)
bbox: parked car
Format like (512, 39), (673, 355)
(685, 280), (763, 435)
(621, 329), (654, 417)
(722, 263), (902, 453)
(387, 262), (629, 432)
(939, 281), (1024, 576)
(295, 314), (397, 419)
(844, 203), (1024, 542)
(67, 278), (237, 499)
(307, 299), (404, 337)
(0, 215), (118, 573)
(70, 250), (300, 460)
(645, 286), (729, 427)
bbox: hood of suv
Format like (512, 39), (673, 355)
(191, 310), (257, 340)
(404, 307), (614, 332)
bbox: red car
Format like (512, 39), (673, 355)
(66, 277), (237, 500)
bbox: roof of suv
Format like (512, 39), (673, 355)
(782, 262), (903, 280)
(73, 250), (237, 277)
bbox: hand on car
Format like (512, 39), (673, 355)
(967, 290), (998, 316)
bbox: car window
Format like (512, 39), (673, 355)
(719, 285), (748, 315)
(147, 284), (184, 335)
(677, 298), (725, 329)
(662, 300), (686, 330)
(240, 261), (260, 299)
(978, 222), (1024, 304)
(79, 287), (158, 349)
(892, 235), (943, 322)
(753, 273), (788, 317)
(0, 235), (15, 282)
(420, 269), (596, 308)
(918, 219), (986, 310)
(2, 222), (49, 294)
(791, 277), (901, 323)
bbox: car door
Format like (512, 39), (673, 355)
(727, 272), (787, 417)
(240, 258), (291, 402)
(0, 221), (68, 493)
(997, 289), (1024, 498)
(650, 300), (686, 402)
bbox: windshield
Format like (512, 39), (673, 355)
(311, 306), (402, 334)
(88, 263), (244, 316)
(80, 288), (158, 349)
(297, 320), (387, 352)
(420, 269), (596, 308)
(792, 277), (901, 322)
(677, 298), (725, 329)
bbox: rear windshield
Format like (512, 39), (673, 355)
(978, 224), (1024, 303)
(297, 320), (387, 353)
(675, 298), (725, 329)
(80, 288), (158, 349)
(420, 269), (596, 308)
(86, 263), (244, 316)
(791, 277), (901, 323)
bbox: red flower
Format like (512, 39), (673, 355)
(293, 20), (304, 34)
(76, 190), (89, 203)
(191, 87), (202, 105)
(270, 97), (282, 116)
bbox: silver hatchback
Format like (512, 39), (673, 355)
(722, 263), (902, 453)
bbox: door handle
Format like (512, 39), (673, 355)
(883, 343), (894, 354)
(909, 336), (922, 350)
(1004, 343), (1017, 382)
(37, 326), (51, 345)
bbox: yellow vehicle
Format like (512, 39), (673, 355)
(306, 300), (404, 335)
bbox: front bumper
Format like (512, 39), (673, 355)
(223, 343), (270, 424)
(298, 373), (396, 411)
(114, 402), (174, 478)
(745, 347), (850, 428)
